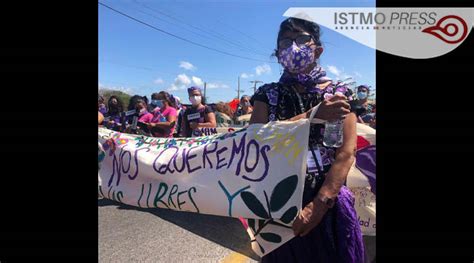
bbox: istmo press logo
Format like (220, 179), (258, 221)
(283, 8), (474, 59)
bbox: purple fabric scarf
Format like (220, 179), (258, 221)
(279, 65), (332, 93)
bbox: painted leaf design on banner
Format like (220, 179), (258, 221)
(258, 243), (265, 254)
(269, 175), (298, 212)
(248, 218), (256, 232)
(279, 206), (298, 224)
(260, 232), (282, 243)
(241, 192), (269, 218)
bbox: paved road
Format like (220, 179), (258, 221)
(99, 198), (259, 262)
(99, 199), (375, 262)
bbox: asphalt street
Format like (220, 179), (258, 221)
(99, 198), (259, 262)
(99, 198), (375, 262)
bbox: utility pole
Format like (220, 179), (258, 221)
(249, 80), (263, 94)
(203, 82), (207, 101)
(236, 76), (245, 99)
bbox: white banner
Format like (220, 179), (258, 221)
(98, 121), (376, 256)
(98, 119), (311, 256)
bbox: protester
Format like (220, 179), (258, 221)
(134, 98), (153, 124)
(98, 111), (104, 125)
(128, 95), (144, 111)
(354, 85), (375, 125)
(250, 17), (364, 262)
(124, 95), (153, 134)
(215, 102), (234, 127)
(104, 96), (124, 130)
(98, 95), (107, 115)
(180, 86), (216, 137)
(234, 95), (253, 117)
(149, 93), (161, 112)
(147, 91), (178, 138)
(149, 92), (161, 118)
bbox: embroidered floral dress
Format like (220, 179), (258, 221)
(251, 80), (365, 263)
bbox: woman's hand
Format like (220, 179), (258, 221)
(313, 93), (351, 121)
(147, 122), (157, 128)
(292, 199), (328, 237)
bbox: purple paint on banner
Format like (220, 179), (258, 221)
(355, 145), (376, 195)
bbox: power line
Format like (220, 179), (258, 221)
(215, 18), (274, 54)
(129, 4), (271, 59)
(132, 0), (272, 57)
(99, 2), (276, 63)
(249, 80), (263, 94)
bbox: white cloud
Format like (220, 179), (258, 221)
(325, 65), (354, 83)
(176, 74), (191, 85)
(168, 73), (192, 91)
(240, 73), (254, 79)
(354, 71), (362, 78)
(327, 65), (341, 77)
(168, 85), (179, 91)
(154, 78), (164, 85)
(179, 61), (196, 71)
(207, 82), (230, 89)
(255, 64), (271, 76)
(192, 76), (204, 87)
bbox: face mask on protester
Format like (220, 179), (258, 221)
(137, 107), (146, 115)
(189, 95), (202, 106)
(152, 100), (164, 108)
(278, 41), (316, 73)
(243, 101), (250, 107)
(358, 92), (368, 100)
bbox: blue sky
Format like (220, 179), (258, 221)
(99, 0), (375, 103)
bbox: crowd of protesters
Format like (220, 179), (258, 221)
(99, 86), (216, 137)
(98, 82), (374, 137)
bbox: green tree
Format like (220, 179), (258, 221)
(99, 89), (132, 110)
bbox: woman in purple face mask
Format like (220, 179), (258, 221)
(250, 17), (364, 263)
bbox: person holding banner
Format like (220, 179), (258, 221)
(250, 17), (364, 263)
(235, 95), (253, 117)
(147, 91), (178, 138)
(98, 95), (107, 115)
(136, 100), (153, 124)
(104, 96), (124, 131)
(127, 95), (153, 124)
(180, 86), (216, 137)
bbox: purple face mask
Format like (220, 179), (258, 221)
(278, 42), (316, 73)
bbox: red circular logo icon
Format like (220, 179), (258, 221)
(422, 15), (468, 44)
